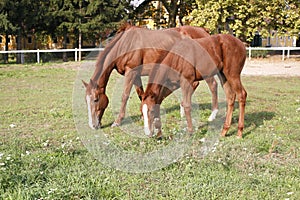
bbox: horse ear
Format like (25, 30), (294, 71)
(89, 79), (98, 89)
(82, 80), (88, 88)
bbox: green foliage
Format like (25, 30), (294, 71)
(191, 0), (300, 42)
(249, 50), (269, 58)
(83, 0), (133, 36)
(0, 0), (134, 53)
(133, 0), (197, 28)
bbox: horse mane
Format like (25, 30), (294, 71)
(117, 21), (131, 33)
(92, 22), (144, 82)
(116, 21), (140, 33)
(92, 30), (126, 82)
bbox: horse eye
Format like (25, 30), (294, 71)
(94, 98), (99, 103)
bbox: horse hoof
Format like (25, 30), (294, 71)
(156, 135), (163, 140)
(236, 134), (243, 139)
(111, 122), (120, 127)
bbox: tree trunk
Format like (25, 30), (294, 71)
(16, 29), (23, 64)
(78, 30), (82, 62)
(4, 34), (9, 64)
(62, 27), (68, 62)
(168, 13), (177, 27)
(161, 0), (178, 28)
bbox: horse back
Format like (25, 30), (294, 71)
(170, 26), (210, 39)
(194, 34), (246, 74)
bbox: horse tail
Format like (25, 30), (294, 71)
(219, 34), (246, 76)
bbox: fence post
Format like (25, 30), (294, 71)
(287, 47), (290, 59)
(37, 49), (40, 63)
(75, 48), (78, 62)
(249, 46), (251, 60)
(282, 48), (285, 61)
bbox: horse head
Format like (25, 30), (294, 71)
(82, 79), (109, 129)
(141, 91), (161, 137)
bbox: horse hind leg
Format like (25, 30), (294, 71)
(221, 81), (236, 137)
(222, 76), (247, 138)
(235, 83), (247, 138)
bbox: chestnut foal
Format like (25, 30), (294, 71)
(142, 34), (247, 138)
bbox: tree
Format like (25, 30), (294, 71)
(0, 0), (51, 63)
(46, 0), (133, 61)
(0, 0), (133, 62)
(190, 0), (300, 42)
(0, 0), (16, 63)
(133, 0), (197, 28)
(84, 0), (133, 39)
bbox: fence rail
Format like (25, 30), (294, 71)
(247, 46), (300, 61)
(0, 48), (104, 63)
(0, 46), (300, 63)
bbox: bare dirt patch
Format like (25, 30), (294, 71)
(50, 57), (300, 77)
(242, 57), (300, 76)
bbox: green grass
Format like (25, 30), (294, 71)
(0, 62), (299, 199)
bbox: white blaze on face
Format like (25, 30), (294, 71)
(86, 95), (94, 129)
(142, 104), (151, 136)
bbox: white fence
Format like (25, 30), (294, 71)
(0, 47), (299, 63)
(0, 48), (104, 63)
(247, 46), (300, 61)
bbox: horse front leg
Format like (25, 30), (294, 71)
(133, 76), (144, 101)
(112, 70), (138, 127)
(181, 80), (195, 134)
(153, 105), (162, 139)
(133, 76), (145, 120)
(205, 77), (219, 121)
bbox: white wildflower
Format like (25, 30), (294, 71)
(9, 124), (16, 128)
(199, 138), (206, 143)
(42, 140), (49, 147)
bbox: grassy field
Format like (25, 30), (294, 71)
(0, 62), (299, 199)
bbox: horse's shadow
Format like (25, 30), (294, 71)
(108, 102), (213, 127)
(105, 101), (275, 139)
(243, 111), (275, 137)
(220, 99), (276, 137)
(224, 110), (275, 138)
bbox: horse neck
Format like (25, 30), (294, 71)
(91, 31), (126, 92)
(144, 65), (169, 103)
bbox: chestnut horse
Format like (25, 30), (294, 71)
(82, 23), (218, 130)
(142, 34), (247, 138)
